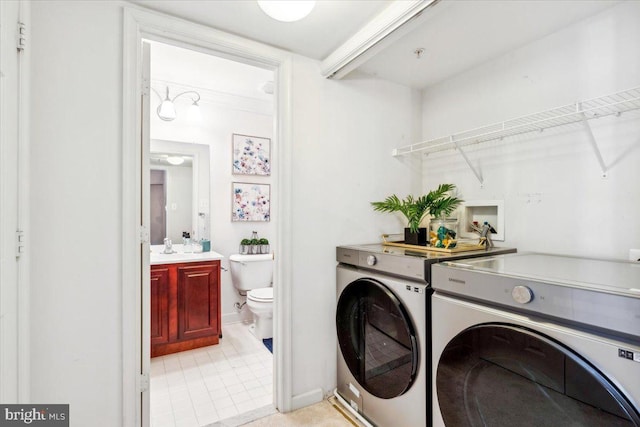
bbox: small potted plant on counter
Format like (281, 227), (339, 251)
(250, 237), (260, 254)
(258, 238), (270, 254)
(371, 183), (463, 246)
(239, 239), (251, 254)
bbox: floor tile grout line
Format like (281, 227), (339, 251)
(151, 323), (273, 427)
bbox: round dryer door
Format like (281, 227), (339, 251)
(336, 278), (418, 399)
(436, 323), (640, 426)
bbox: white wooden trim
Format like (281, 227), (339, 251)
(320, 0), (437, 79)
(273, 56), (293, 413)
(0, 0), (20, 403)
(122, 6), (294, 425)
(0, 0), (31, 403)
(16, 0), (31, 403)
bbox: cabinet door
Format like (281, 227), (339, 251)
(176, 262), (220, 341)
(150, 266), (170, 347)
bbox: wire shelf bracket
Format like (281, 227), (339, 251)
(392, 86), (640, 180)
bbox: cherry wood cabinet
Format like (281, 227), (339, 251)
(151, 260), (221, 357)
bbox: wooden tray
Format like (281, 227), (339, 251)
(381, 234), (485, 254)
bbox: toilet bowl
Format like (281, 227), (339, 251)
(246, 287), (273, 339)
(229, 253), (274, 340)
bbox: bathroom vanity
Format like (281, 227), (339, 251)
(150, 247), (224, 357)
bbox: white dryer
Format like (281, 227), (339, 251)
(431, 253), (640, 427)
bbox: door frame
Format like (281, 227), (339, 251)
(122, 7), (294, 425)
(0, 0), (31, 404)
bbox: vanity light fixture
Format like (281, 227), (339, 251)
(257, 0), (316, 22)
(152, 86), (201, 122)
(166, 156), (185, 166)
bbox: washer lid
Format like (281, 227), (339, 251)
(248, 287), (273, 301)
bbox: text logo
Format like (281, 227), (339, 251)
(0, 405), (68, 426)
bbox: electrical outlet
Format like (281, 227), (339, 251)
(629, 249), (640, 262)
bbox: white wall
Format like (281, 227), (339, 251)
(421, 1), (640, 260)
(28, 2), (421, 424)
(289, 57), (422, 396)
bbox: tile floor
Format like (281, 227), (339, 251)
(150, 323), (274, 427)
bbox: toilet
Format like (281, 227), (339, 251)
(229, 253), (274, 339)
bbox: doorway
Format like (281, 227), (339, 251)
(147, 39), (277, 427)
(122, 7), (294, 427)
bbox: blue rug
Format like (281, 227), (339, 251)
(263, 338), (272, 353)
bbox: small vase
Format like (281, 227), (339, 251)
(429, 217), (459, 247)
(404, 227), (428, 246)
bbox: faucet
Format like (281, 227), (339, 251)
(163, 237), (174, 254)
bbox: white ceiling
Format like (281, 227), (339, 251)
(358, 0), (619, 89)
(131, 0), (393, 60)
(134, 0), (619, 90)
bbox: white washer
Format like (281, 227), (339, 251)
(431, 253), (640, 427)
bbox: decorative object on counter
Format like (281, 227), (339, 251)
(469, 221), (496, 248)
(163, 237), (174, 254)
(258, 238), (270, 254)
(371, 184), (463, 246)
(381, 234), (484, 254)
(430, 222), (458, 248)
(232, 133), (271, 176)
(200, 239), (211, 252)
(240, 239), (252, 255)
(232, 182), (271, 221)
(250, 237), (260, 254)
(239, 232), (271, 255)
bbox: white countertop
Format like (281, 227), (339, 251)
(150, 244), (224, 265)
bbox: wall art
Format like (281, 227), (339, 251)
(232, 182), (270, 222)
(232, 133), (271, 176)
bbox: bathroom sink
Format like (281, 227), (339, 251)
(150, 244), (224, 265)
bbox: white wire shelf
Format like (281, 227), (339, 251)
(392, 86), (640, 157)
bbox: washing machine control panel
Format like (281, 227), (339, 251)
(336, 247), (426, 281)
(512, 285), (533, 304)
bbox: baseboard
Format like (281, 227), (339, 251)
(222, 312), (242, 325)
(291, 388), (324, 411)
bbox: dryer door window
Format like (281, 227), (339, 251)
(336, 278), (418, 399)
(436, 323), (640, 426)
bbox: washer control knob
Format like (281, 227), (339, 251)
(366, 255), (377, 266)
(512, 285), (533, 304)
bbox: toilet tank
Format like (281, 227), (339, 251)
(229, 253), (274, 291)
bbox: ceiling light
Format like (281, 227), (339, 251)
(166, 156), (185, 165)
(152, 86), (201, 122)
(257, 1), (316, 22)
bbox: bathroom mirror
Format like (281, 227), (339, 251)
(150, 139), (210, 245)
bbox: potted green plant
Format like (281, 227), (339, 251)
(250, 237), (260, 254)
(371, 184), (463, 246)
(240, 238), (251, 254)
(258, 238), (270, 254)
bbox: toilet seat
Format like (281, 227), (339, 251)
(247, 287), (273, 302)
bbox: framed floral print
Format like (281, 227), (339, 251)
(232, 182), (270, 222)
(232, 133), (271, 176)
